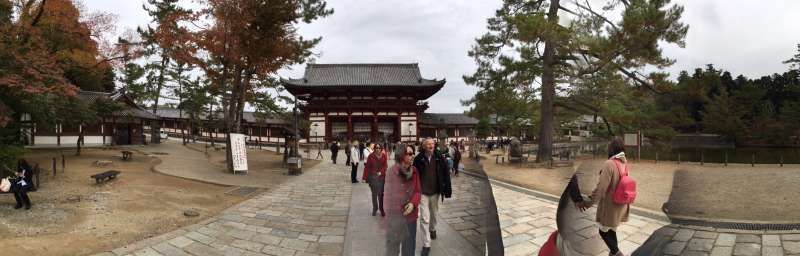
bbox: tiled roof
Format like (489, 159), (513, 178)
(77, 91), (159, 120)
(156, 108), (289, 125)
(419, 113), (479, 125)
(281, 63), (445, 87)
(242, 112), (289, 125)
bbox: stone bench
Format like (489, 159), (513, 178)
(91, 170), (120, 184)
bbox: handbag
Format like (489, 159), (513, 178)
(0, 177), (10, 192)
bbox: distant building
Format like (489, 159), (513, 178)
(282, 63), (477, 144)
(564, 115), (604, 141)
(154, 108), (290, 144)
(21, 91), (159, 147)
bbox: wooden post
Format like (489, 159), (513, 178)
(637, 130), (641, 162)
(751, 153), (755, 167)
(677, 153), (680, 165)
(725, 151), (728, 167)
(61, 154), (65, 172)
(655, 152), (659, 164)
(700, 151), (704, 165)
(780, 154), (784, 167)
(52, 157), (56, 176)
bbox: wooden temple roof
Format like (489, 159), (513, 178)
(281, 63), (445, 99)
(77, 90), (159, 120)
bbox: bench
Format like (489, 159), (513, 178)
(121, 151), (133, 161)
(91, 170), (120, 184)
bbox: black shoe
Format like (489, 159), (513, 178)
(14, 204), (22, 209)
(381, 211), (385, 217)
(24, 205), (31, 210)
(421, 247), (431, 256)
(372, 211), (376, 216)
(430, 230), (437, 240)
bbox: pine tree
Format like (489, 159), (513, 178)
(466, 0), (688, 162)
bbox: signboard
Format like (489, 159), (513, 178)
(624, 133), (640, 146)
(230, 133), (248, 174)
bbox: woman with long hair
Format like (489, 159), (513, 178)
(576, 137), (631, 256)
(363, 144), (388, 216)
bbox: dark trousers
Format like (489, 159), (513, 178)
(12, 185), (31, 207)
(599, 229), (620, 254)
(453, 159), (460, 175)
(386, 221), (417, 256)
(345, 153), (351, 166)
(332, 152), (338, 164)
(351, 163), (359, 183)
(369, 180), (385, 214)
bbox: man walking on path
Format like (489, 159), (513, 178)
(316, 143), (324, 160)
(330, 140), (339, 164)
(345, 140), (352, 166)
(413, 138), (452, 256)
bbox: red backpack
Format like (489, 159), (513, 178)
(610, 159), (636, 205)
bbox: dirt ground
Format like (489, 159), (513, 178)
(0, 148), (249, 256)
(478, 150), (800, 222)
(184, 143), (321, 176)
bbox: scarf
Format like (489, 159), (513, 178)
(399, 164), (413, 181)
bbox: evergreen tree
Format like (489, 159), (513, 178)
(701, 85), (747, 144)
(466, 0), (688, 162)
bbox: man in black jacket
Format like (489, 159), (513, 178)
(413, 138), (452, 256)
(330, 141), (339, 164)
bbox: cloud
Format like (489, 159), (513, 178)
(84, 0), (800, 113)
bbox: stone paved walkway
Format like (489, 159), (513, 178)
(93, 151), (351, 256)
(641, 224), (800, 256)
(487, 176), (670, 256)
(343, 168), (481, 256)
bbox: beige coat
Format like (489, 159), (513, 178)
(588, 156), (630, 228)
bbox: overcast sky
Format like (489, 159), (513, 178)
(85, 0), (800, 113)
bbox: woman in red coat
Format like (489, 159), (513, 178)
(363, 144), (388, 216)
(385, 144), (421, 256)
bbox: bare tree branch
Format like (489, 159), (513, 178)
(571, 0), (620, 32)
(31, 0), (47, 26)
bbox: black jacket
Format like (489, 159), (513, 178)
(413, 149), (452, 200)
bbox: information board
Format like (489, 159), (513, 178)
(230, 133), (248, 174)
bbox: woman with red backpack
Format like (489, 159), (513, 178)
(576, 137), (635, 256)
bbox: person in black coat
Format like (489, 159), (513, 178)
(13, 159), (34, 210)
(412, 138), (452, 256)
(330, 141), (340, 164)
(345, 141), (352, 166)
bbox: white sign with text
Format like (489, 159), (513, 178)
(230, 133), (248, 174)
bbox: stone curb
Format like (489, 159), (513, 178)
(459, 169), (671, 223)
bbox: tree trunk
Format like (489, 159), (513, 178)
(536, 0), (560, 163)
(151, 54), (169, 144)
(224, 66), (242, 173)
(177, 64), (187, 146)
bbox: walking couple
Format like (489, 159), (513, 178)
(382, 138), (452, 256)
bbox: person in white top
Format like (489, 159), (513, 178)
(350, 140), (361, 183)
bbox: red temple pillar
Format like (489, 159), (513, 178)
(347, 115), (353, 141)
(371, 115), (378, 142)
